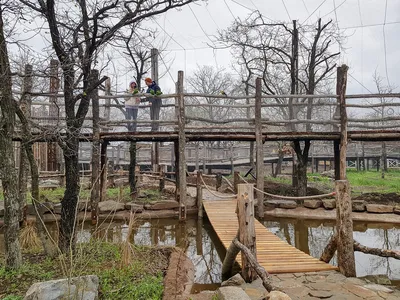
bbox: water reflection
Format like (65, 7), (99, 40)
(1, 217), (399, 284)
(264, 218), (400, 280)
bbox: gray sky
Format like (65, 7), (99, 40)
(14, 0), (400, 96)
(139, 0), (400, 95)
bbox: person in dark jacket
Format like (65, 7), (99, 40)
(145, 77), (162, 131)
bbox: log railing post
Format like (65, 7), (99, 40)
(177, 71), (187, 221)
(236, 184), (257, 282)
(99, 141), (108, 205)
(159, 164), (166, 192)
(233, 171), (240, 194)
(196, 171), (203, 219)
(90, 69), (100, 225)
(336, 64), (356, 277)
(216, 172), (222, 192)
(255, 78), (264, 219)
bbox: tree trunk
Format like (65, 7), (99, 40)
(0, 7), (22, 269)
(273, 146), (284, 178)
(59, 137), (80, 254)
(293, 141), (310, 197)
(25, 143), (57, 256)
(129, 141), (137, 196)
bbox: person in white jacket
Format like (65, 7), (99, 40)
(125, 81), (140, 131)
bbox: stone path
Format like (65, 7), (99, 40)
(270, 271), (400, 300)
(190, 271), (400, 299)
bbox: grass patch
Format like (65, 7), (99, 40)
(0, 242), (167, 299)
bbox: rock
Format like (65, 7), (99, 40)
(78, 201), (90, 211)
(363, 284), (393, 293)
(217, 287), (251, 300)
(124, 202), (143, 213)
(266, 291), (292, 300)
(98, 200), (125, 213)
(308, 290), (333, 299)
(163, 186), (176, 194)
(322, 199), (336, 210)
(39, 179), (59, 186)
(343, 283), (378, 298)
(53, 203), (62, 214)
(145, 200), (180, 210)
(24, 275), (98, 300)
(366, 204), (394, 214)
(321, 170), (335, 178)
(186, 196), (197, 208)
(114, 178), (129, 187)
(352, 200), (366, 212)
(362, 274), (392, 285)
(345, 277), (367, 286)
(394, 206), (400, 215)
(221, 274), (245, 287)
(303, 199), (322, 209)
(0, 201), (4, 217)
(265, 200), (297, 210)
(27, 202), (54, 215)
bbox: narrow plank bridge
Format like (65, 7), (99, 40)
(203, 199), (338, 274)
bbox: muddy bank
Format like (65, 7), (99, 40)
(265, 207), (400, 224)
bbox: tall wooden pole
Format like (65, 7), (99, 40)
(47, 59), (59, 171)
(335, 64), (356, 277)
(255, 78), (264, 219)
(237, 184), (257, 282)
(90, 70), (100, 225)
(177, 71), (187, 221)
(18, 64), (33, 223)
(151, 48), (160, 169)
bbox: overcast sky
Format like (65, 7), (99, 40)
(14, 0), (400, 96)
(129, 0), (400, 96)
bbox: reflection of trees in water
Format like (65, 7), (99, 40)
(355, 228), (400, 279)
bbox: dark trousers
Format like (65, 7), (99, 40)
(150, 98), (161, 131)
(126, 108), (138, 131)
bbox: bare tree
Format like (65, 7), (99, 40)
(19, 0), (198, 253)
(219, 13), (340, 195)
(369, 72), (397, 176)
(0, 3), (22, 269)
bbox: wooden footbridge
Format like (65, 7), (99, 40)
(203, 199), (338, 274)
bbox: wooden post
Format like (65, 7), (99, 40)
(333, 140), (340, 180)
(216, 172), (222, 192)
(46, 60), (59, 172)
(99, 141), (109, 205)
(151, 48), (160, 169)
(237, 184), (257, 282)
(174, 141), (179, 202)
(177, 71), (187, 221)
(196, 171), (203, 219)
(255, 78), (264, 219)
(90, 70), (100, 225)
(336, 64), (356, 277)
(234, 171), (240, 194)
(195, 142), (199, 171)
(159, 164), (166, 192)
(104, 78), (111, 123)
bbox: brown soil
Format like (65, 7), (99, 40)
(354, 193), (400, 205)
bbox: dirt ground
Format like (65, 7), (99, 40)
(354, 193), (400, 205)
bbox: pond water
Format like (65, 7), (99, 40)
(1, 217), (399, 290)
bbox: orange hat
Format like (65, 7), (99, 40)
(145, 77), (152, 83)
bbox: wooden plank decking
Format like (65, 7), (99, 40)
(203, 199), (338, 274)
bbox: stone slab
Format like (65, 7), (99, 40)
(366, 204), (394, 214)
(217, 287), (251, 300)
(303, 199), (322, 209)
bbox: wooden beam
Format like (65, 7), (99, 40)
(237, 184), (257, 282)
(177, 71), (187, 221)
(255, 78), (264, 219)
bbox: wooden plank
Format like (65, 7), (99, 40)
(203, 199), (338, 274)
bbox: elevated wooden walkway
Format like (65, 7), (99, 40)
(203, 199), (338, 274)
